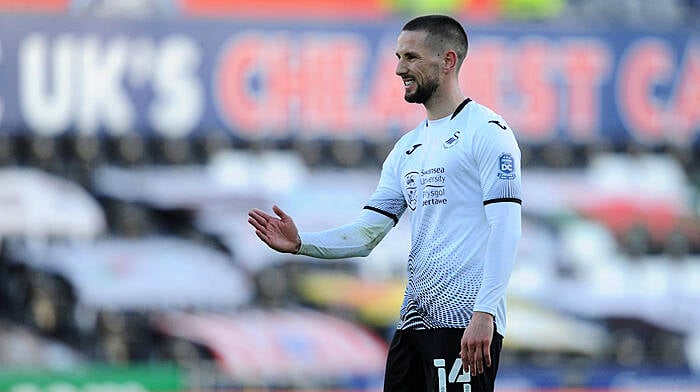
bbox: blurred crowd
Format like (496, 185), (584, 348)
(0, 132), (699, 389)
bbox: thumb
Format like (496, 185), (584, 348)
(272, 205), (290, 220)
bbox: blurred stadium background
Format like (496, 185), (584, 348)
(0, 0), (699, 391)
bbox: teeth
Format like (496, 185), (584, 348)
(404, 80), (414, 87)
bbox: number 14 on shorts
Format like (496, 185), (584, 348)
(433, 358), (471, 392)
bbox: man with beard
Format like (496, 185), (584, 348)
(248, 14), (522, 392)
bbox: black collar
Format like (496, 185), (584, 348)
(425, 98), (472, 127)
(450, 98), (472, 120)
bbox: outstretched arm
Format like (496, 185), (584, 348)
(248, 206), (395, 259)
(297, 208), (395, 258)
(249, 138), (405, 259)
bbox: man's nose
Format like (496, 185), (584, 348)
(395, 61), (407, 76)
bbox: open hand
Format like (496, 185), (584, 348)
(247, 205), (301, 253)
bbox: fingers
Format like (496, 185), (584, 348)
(254, 230), (270, 245)
(248, 216), (267, 233)
(484, 344), (492, 368)
(460, 337), (490, 376)
(460, 335), (469, 373)
(248, 212), (270, 241)
(248, 210), (269, 231)
(466, 342), (484, 376)
(249, 208), (275, 223)
(460, 349), (469, 373)
(272, 205), (290, 220)
(460, 337), (473, 375)
(466, 339), (478, 376)
(472, 342), (483, 376)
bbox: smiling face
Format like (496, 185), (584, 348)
(395, 30), (443, 105)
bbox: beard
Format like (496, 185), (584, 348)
(404, 74), (440, 104)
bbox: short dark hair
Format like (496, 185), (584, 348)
(402, 14), (469, 68)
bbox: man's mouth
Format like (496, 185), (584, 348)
(403, 78), (415, 89)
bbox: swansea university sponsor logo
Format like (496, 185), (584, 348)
(433, 358), (471, 392)
(497, 153), (516, 180)
(403, 167), (449, 209)
(404, 171), (419, 210)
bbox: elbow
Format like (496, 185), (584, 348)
(357, 228), (386, 257)
(349, 237), (380, 258)
(357, 244), (374, 257)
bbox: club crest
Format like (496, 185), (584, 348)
(443, 131), (461, 149)
(404, 171), (419, 210)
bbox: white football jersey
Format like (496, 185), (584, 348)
(365, 99), (522, 335)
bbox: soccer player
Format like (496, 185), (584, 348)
(248, 14), (522, 392)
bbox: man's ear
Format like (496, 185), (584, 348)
(443, 50), (458, 73)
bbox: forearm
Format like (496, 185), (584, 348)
(298, 209), (394, 259)
(474, 203), (522, 316)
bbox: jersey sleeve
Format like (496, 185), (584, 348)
(473, 202), (522, 317)
(363, 144), (407, 225)
(297, 208), (395, 259)
(473, 119), (522, 206)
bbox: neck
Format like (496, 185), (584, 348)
(423, 82), (466, 120)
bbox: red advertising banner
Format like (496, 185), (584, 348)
(0, 16), (697, 146)
(0, 0), (67, 12)
(180, 0), (391, 20)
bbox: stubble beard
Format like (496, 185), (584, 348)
(404, 75), (440, 104)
